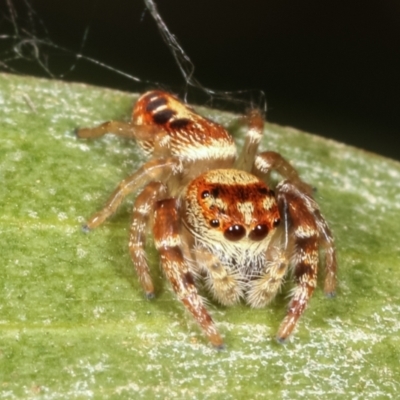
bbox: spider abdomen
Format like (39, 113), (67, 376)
(133, 91), (236, 162)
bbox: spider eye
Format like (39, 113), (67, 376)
(201, 191), (210, 198)
(224, 224), (246, 241)
(273, 218), (280, 227)
(210, 219), (220, 228)
(249, 224), (269, 241)
(211, 187), (219, 197)
(258, 187), (269, 195)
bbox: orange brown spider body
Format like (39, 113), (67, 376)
(76, 91), (337, 348)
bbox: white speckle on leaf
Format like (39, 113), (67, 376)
(58, 212), (68, 221)
(28, 210), (39, 219)
(76, 246), (87, 258)
(93, 306), (105, 318)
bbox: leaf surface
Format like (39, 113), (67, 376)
(1, 73), (400, 399)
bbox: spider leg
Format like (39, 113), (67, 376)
(129, 182), (168, 298)
(83, 157), (181, 230)
(235, 109), (264, 171)
(253, 150), (337, 297)
(315, 210), (337, 296)
(154, 198), (224, 348)
(190, 247), (244, 306)
(275, 181), (323, 341)
(76, 121), (172, 157)
(253, 151), (313, 195)
(247, 229), (291, 308)
(76, 121), (135, 139)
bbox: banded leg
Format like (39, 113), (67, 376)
(275, 181), (322, 341)
(129, 182), (167, 298)
(191, 248), (243, 306)
(247, 229), (291, 308)
(153, 198), (224, 348)
(253, 151), (313, 195)
(235, 109), (264, 171)
(83, 157), (181, 230)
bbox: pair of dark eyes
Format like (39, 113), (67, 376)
(210, 219), (280, 241)
(209, 221), (270, 241)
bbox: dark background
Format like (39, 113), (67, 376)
(1, 0), (399, 160)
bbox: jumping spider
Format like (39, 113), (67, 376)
(76, 91), (337, 348)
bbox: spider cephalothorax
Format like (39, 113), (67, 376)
(185, 169), (280, 243)
(77, 90), (337, 348)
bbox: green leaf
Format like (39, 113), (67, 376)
(1, 72), (400, 399)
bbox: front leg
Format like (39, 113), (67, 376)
(190, 247), (244, 306)
(153, 198), (224, 349)
(247, 228), (291, 308)
(275, 181), (336, 341)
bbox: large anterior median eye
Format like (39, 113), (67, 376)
(249, 224), (269, 241)
(224, 224), (246, 241)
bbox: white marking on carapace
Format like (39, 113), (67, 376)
(236, 201), (255, 226)
(262, 196), (277, 211)
(203, 169), (260, 185)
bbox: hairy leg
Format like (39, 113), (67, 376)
(153, 198), (224, 348)
(76, 121), (135, 139)
(76, 120), (172, 157)
(253, 151), (313, 195)
(129, 182), (167, 298)
(247, 229), (290, 308)
(83, 157), (181, 230)
(235, 109), (264, 172)
(275, 181), (324, 341)
(191, 247), (243, 306)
